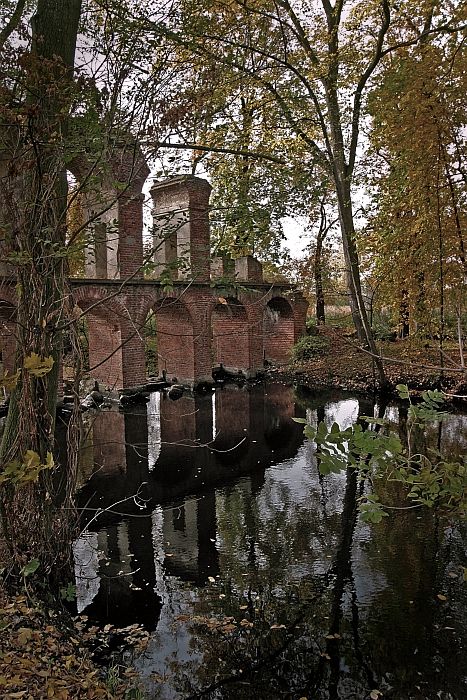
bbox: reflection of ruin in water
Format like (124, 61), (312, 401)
(75, 383), (467, 699)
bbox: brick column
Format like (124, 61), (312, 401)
(189, 289), (213, 384)
(242, 296), (264, 374)
(118, 193), (145, 279)
(120, 315), (147, 388)
(151, 176), (211, 282)
(87, 315), (123, 389)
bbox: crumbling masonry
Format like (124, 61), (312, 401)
(0, 147), (308, 389)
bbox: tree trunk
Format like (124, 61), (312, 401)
(314, 228), (326, 325)
(336, 178), (387, 387)
(0, 0), (82, 584)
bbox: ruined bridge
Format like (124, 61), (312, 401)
(0, 171), (307, 389)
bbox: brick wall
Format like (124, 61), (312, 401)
(212, 299), (249, 370)
(155, 298), (195, 382)
(87, 314), (123, 389)
(263, 297), (295, 364)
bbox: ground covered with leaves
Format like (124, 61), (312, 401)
(273, 326), (466, 397)
(0, 586), (143, 700)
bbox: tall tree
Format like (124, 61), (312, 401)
(363, 36), (466, 347)
(149, 0), (465, 386)
(0, 0), (82, 580)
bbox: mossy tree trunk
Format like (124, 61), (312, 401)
(0, 0), (82, 585)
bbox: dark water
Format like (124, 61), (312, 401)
(76, 382), (467, 699)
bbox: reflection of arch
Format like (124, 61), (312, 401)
(211, 297), (249, 370)
(151, 297), (194, 381)
(0, 295), (17, 373)
(263, 296), (295, 364)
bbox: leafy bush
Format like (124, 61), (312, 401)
(371, 310), (396, 341)
(291, 335), (330, 362)
(294, 385), (467, 521)
(306, 318), (319, 336)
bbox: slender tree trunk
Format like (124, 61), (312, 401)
(0, 0), (82, 584)
(314, 222), (326, 325)
(335, 177), (387, 387)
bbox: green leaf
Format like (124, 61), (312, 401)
(396, 384), (410, 399)
(22, 559), (40, 577)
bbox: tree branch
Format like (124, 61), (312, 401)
(0, 0), (27, 52)
(348, 0), (390, 174)
(149, 140), (287, 165)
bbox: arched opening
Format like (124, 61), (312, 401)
(75, 298), (123, 388)
(144, 310), (158, 378)
(152, 297), (194, 382)
(263, 296), (295, 364)
(211, 297), (249, 372)
(62, 308), (89, 384)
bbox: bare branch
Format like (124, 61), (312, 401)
(348, 0), (390, 174)
(0, 0), (27, 52)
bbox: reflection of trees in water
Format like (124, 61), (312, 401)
(76, 385), (467, 698)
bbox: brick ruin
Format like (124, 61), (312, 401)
(0, 146), (308, 389)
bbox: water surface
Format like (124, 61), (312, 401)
(76, 382), (467, 699)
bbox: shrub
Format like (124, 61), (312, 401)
(291, 335), (330, 362)
(306, 318), (319, 336)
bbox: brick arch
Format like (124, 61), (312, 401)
(0, 293), (17, 373)
(149, 296), (195, 382)
(263, 296), (295, 364)
(211, 296), (250, 371)
(73, 291), (129, 389)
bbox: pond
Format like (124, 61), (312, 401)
(75, 382), (467, 699)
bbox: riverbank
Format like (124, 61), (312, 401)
(0, 582), (145, 699)
(269, 326), (466, 397)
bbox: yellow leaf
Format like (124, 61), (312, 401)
(218, 297), (228, 305)
(437, 594), (447, 601)
(23, 450), (41, 468)
(23, 353), (54, 377)
(0, 369), (20, 391)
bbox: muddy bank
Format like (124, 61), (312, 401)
(269, 327), (466, 398)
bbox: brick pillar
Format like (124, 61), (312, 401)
(74, 140), (148, 281)
(235, 255), (263, 282)
(211, 255), (235, 280)
(82, 189), (119, 280)
(190, 289), (213, 384)
(87, 314), (123, 388)
(151, 176), (211, 282)
(243, 297), (264, 373)
(118, 193), (145, 279)
(212, 299), (249, 371)
(120, 316), (147, 388)
(0, 320), (16, 373)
